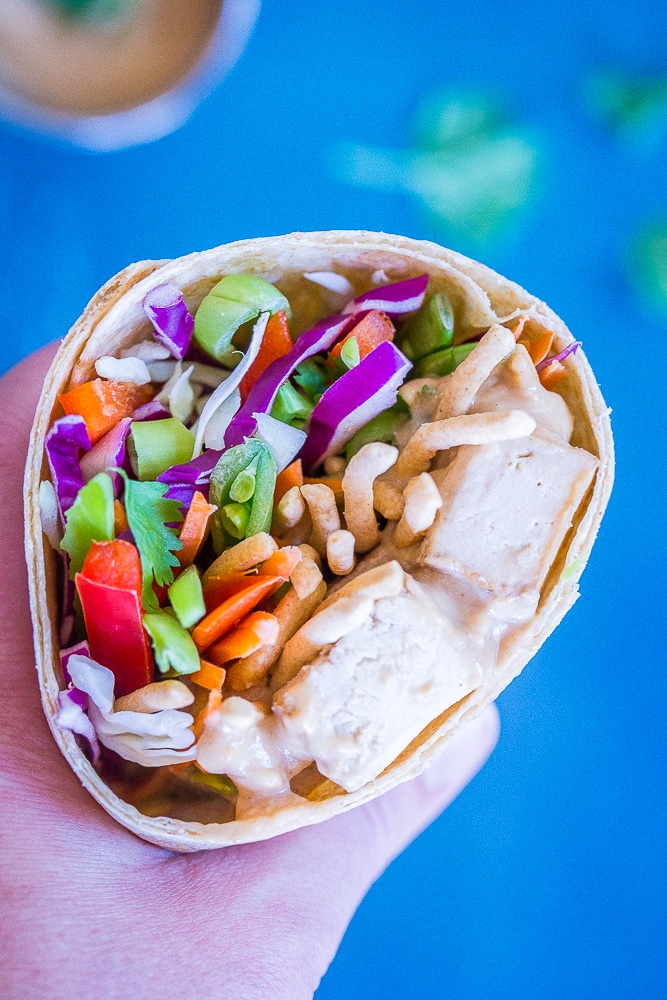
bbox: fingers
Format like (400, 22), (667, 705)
(353, 703), (500, 873)
(0, 345), (64, 771)
(150, 707), (499, 1000)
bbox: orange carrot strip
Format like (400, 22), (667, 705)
(192, 575), (283, 652)
(511, 316), (527, 341)
(274, 458), (304, 504)
(303, 476), (343, 501)
(519, 327), (554, 366)
(206, 612), (279, 665)
(178, 491), (218, 568)
(202, 571), (257, 613)
(258, 546), (302, 580)
(239, 310), (293, 403)
(113, 500), (129, 536)
(190, 659), (226, 691)
(59, 379), (153, 445)
(330, 309), (395, 361)
(192, 689), (223, 741)
(539, 360), (567, 389)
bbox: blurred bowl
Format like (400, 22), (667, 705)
(0, 0), (261, 151)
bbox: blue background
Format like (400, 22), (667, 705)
(1, 1), (665, 996)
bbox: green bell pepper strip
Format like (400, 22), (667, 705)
(414, 342), (477, 378)
(128, 418), (195, 481)
(209, 440), (277, 553)
(61, 472), (115, 577)
(168, 565), (206, 629)
(143, 611), (200, 675)
(193, 274), (290, 366)
(271, 381), (314, 427)
(397, 292), (455, 360)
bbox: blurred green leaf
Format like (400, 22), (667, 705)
(333, 89), (540, 248)
(585, 70), (667, 147)
(632, 219), (667, 319)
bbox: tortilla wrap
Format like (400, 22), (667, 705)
(24, 231), (614, 851)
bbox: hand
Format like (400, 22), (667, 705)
(0, 346), (499, 1000)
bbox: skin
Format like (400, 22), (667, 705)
(0, 345), (499, 1000)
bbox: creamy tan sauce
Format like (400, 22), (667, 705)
(0, 0), (222, 115)
(193, 342), (597, 817)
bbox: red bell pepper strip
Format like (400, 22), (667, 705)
(76, 540), (153, 698)
(59, 379), (154, 445)
(238, 310), (293, 403)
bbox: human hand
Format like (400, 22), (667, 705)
(0, 345), (499, 1000)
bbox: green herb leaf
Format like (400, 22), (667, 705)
(293, 356), (332, 402)
(119, 471), (183, 611)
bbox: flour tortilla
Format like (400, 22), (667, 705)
(24, 232), (614, 851)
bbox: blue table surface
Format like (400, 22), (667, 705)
(1, 1), (665, 997)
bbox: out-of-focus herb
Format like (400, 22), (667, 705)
(585, 70), (667, 148)
(332, 89), (540, 247)
(631, 218), (667, 319)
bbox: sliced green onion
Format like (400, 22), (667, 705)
(414, 342), (477, 378)
(129, 418), (195, 481)
(185, 768), (238, 798)
(397, 292), (454, 360)
(221, 502), (251, 540)
(345, 404), (409, 459)
(193, 274), (290, 366)
(143, 611), (200, 675)
(210, 440), (277, 552)
(168, 565), (206, 629)
(271, 381), (313, 427)
(340, 336), (360, 369)
(229, 458), (258, 503)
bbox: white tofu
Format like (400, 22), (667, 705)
(420, 435), (598, 605)
(272, 585), (482, 792)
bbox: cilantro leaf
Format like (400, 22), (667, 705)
(293, 356), (332, 402)
(119, 472), (183, 611)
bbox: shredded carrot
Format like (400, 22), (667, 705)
(511, 316), (527, 340)
(274, 458), (304, 504)
(192, 575), (283, 652)
(238, 310), (293, 403)
(518, 325), (554, 366)
(190, 659), (226, 691)
(539, 360), (567, 389)
(178, 491), (217, 567)
(258, 545), (302, 580)
(192, 689), (223, 741)
(113, 500), (129, 536)
(206, 611), (279, 665)
(329, 309), (395, 361)
(59, 379), (153, 445)
(202, 571), (257, 613)
(303, 476), (343, 501)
